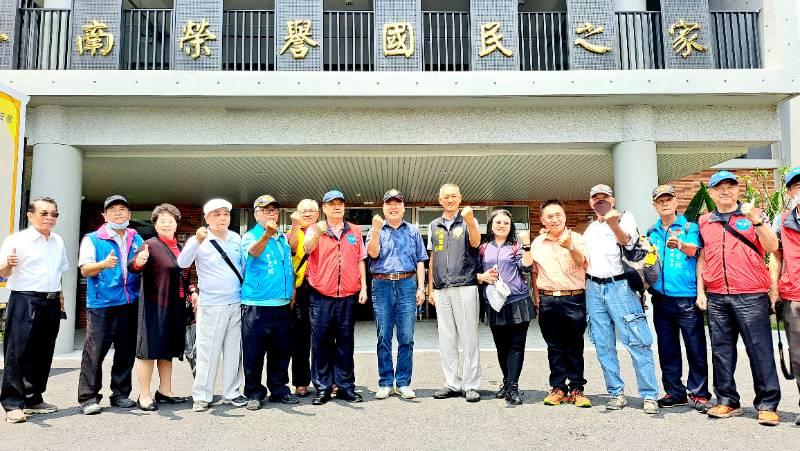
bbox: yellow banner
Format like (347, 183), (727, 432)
(0, 86), (27, 288)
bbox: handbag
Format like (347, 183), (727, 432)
(775, 301), (796, 380)
(486, 275), (511, 313)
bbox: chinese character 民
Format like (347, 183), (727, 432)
(479, 22), (512, 58)
(383, 23), (414, 58)
(76, 20), (114, 56)
(669, 19), (707, 58)
(574, 22), (612, 54)
(280, 20), (319, 59)
(179, 19), (217, 59)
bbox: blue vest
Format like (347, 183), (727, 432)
(85, 228), (142, 309)
(241, 225), (294, 305)
(647, 215), (699, 298)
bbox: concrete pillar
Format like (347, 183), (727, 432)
(612, 141), (659, 228)
(613, 0), (647, 11)
(30, 144), (83, 355)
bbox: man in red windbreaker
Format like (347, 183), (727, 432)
(697, 171), (781, 426)
(303, 190), (368, 405)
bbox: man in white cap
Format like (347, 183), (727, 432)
(178, 199), (247, 412)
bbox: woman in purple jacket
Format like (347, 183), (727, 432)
(477, 209), (534, 405)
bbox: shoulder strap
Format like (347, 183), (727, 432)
(720, 221), (761, 256)
(209, 239), (243, 284)
(294, 253), (310, 273)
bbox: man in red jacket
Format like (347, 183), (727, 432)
(697, 171), (781, 426)
(303, 190), (368, 405)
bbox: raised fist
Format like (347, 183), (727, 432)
(196, 227), (209, 244)
(372, 215), (384, 230)
(461, 206), (474, 222)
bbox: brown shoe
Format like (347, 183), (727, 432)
(568, 389), (592, 408)
(543, 388), (566, 406)
(707, 404), (743, 418)
(295, 386), (309, 397)
(758, 410), (780, 426)
(5, 409), (26, 424)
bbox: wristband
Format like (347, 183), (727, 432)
(522, 245), (531, 251)
(752, 221), (763, 227)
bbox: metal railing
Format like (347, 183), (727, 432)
(710, 11), (761, 69)
(222, 10), (274, 71)
(15, 8), (71, 70)
(616, 11), (664, 70)
(518, 12), (568, 71)
(422, 11), (470, 71)
(122, 9), (172, 70)
(323, 11), (374, 71)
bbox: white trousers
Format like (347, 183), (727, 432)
(192, 303), (243, 402)
(434, 285), (481, 391)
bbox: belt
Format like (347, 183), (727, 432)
(14, 291), (61, 300)
(372, 272), (415, 281)
(585, 274), (626, 284)
(539, 289), (585, 297)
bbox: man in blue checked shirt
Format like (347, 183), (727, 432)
(647, 184), (711, 412)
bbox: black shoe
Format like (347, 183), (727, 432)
(657, 394), (688, 408)
(432, 387), (462, 399)
(495, 379), (508, 399)
(137, 398), (158, 411)
(312, 390), (332, 405)
(155, 391), (187, 404)
(336, 390), (363, 403)
(110, 397), (136, 408)
(505, 384), (523, 406)
(269, 393), (300, 405)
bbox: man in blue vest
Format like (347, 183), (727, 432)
(77, 195), (143, 415)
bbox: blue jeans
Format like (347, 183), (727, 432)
(371, 277), (417, 388)
(586, 279), (659, 400)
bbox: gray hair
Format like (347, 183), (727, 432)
(438, 183), (461, 197)
(297, 199), (319, 212)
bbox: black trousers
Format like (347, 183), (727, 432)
(242, 304), (291, 400)
(489, 321), (530, 385)
(77, 303), (138, 405)
(538, 294), (587, 392)
(290, 280), (312, 387)
(309, 290), (356, 392)
(1, 292), (61, 411)
(707, 293), (781, 410)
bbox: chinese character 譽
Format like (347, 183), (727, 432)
(280, 20), (319, 59)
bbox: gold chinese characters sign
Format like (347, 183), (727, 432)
(574, 22), (611, 54)
(280, 20), (318, 59)
(0, 34), (8, 42)
(383, 23), (414, 58)
(179, 19), (216, 59)
(669, 19), (707, 58)
(479, 22), (512, 58)
(76, 20), (114, 56)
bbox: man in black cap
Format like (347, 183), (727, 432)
(77, 195), (143, 415)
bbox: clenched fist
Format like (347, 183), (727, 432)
(604, 209), (621, 226)
(741, 202), (761, 223)
(517, 231), (531, 246)
(264, 220), (279, 237)
(558, 229), (573, 250)
(372, 215), (384, 231)
(290, 211), (301, 227)
(196, 227), (209, 244)
(461, 206), (474, 223)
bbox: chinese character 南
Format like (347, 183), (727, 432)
(280, 20), (319, 59)
(383, 23), (414, 58)
(574, 22), (612, 54)
(76, 20), (114, 56)
(479, 22), (513, 58)
(669, 19), (707, 58)
(179, 19), (217, 59)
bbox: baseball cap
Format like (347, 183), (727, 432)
(203, 198), (233, 215)
(590, 184), (613, 198)
(322, 190), (345, 203)
(652, 185), (676, 201)
(253, 195), (279, 209)
(103, 194), (129, 210)
(708, 170), (738, 187)
(786, 167), (800, 187)
(383, 189), (404, 203)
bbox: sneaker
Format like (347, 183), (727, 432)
(269, 393), (300, 405)
(758, 410), (780, 426)
(192, 401), (209, 412)
(568, 389), (592, 408)
(495, 379), (508, 399)
(432, 387), (461, 399)
(375, 386), (393, 400)
(605, 393), (627, 410)
(23, 402), (59, 415)
(396, 386), (416, 399)
(643, 399), (660, 414)
(465, 389), (480, 403)
(657, 394), (688, 408)
(505, 384), (523, 406)
(5, 409), (26, 424)
(543, 388), (567, 406)
(246, 399), (262, 411)
(689, 395), (711, 413)
(82, 402), (102, 415)
(109, 397), (136, 408)
(795, 414), (800, 426)
(223, 395), (248, 407)
(707, 404), (743, 418)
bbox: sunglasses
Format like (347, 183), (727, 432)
(37, 211), (59, 218)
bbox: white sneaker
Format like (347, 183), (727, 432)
(396, 386), (416, 399)
(375, 386), (392, 400)
(192, 401), (209, 412)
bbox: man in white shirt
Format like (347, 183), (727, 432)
(583, 184), (659, 414)
(177, 199), (247, 412)
(0, 197), (68, 424)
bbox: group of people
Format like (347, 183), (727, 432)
(2, 169), (800, 427)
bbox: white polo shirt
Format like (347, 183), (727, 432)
(0, 227), (69, 292)
(177, 230), (243, 306)
(583, 212), (638, 279)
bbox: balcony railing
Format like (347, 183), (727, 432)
(122, 9), (172, 70)
(222, 10), (275, 71)
(616, 11), (664, 70)
(518, 12), (568, 71)
(15, 8), (71, 70)
(323, 11), (374, 71)
(710, 11), (761, 69)
(423, 11), (470, 71)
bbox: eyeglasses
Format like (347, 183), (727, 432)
(38, 211), (59, 218)
(299, 209), (318, 214)
(256, 207), (280, 214)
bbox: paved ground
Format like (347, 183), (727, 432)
(1, 320), (799, 450)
